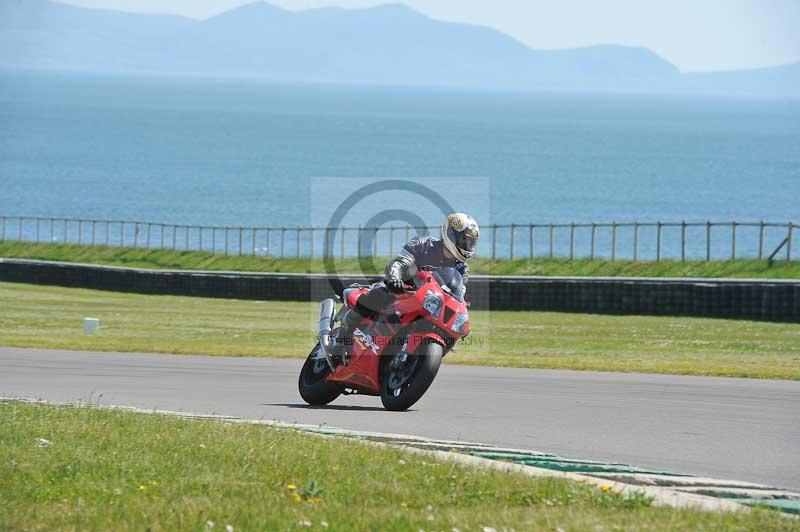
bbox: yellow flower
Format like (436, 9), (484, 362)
(287, 483), (297, 491)
(138, 485), (148, 491)
(150, 480), (159, 486)
(400, 502), (408, 509)
(601, 485), (612, 492)
(292, 493), (302, 503)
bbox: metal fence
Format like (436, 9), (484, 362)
(1, 215), (796, 262)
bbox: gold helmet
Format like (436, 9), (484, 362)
(441, 213), (479, 262)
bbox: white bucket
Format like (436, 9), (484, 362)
(83, 318), (100, 334)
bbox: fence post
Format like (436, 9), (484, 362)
(225, 227), (230, 256)
(252, 228), (257, 256)
(758, 221), (765, 260)
(211, 228), (216, 254)
(549, 224), (554, 258)
(656, 222), (662, 262)
(64, 219), (69, 244)
(133, 222), (140, 248)
(706, 221), (711, 261)
(492, 224), (497, 260)
(51, 218), (56, 243)
(590, 223), (596, 259)
(105, 221), (110, 246)
(19, 216), (24, 241)
(510, 224), (516, 259)
(91, 220), (97, 246)
(199, 227), (204, 252)
(611, 222), (617, 261)
(633, 223), (639, 261)
(35, 217), (40, 242)
(787, 222), (793, 261)
(373, 227), (378, 257)
(569, 223), (575, 260)
(731, 222), (736, 260)
(120, 222), (124, 247)
(78, 219), (83, 245)
(529, 224), (534, 258)
(280, 227), (285, 257)
(296, 227), (302, 257)
(146, 223), (151, 249)
(266, 228), (271, 257)
(680, 221), (686, 262)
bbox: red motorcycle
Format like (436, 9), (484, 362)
(298, 267), (470, 411)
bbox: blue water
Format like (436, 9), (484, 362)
(1, 70), (798, 259)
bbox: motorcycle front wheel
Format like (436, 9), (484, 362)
(298, 343), (342, 406)
(380, 341), (443, 411)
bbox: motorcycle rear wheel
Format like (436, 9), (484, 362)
(298, 344), (342, 406)
(380, 341), (443, 411)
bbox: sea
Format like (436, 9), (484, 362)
(1, 70), (798, 259)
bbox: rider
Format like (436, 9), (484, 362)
(335, 212), (480, 349)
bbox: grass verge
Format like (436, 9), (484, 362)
(2, 282), (798, 379)
(2, 241), (799, 278)
(1, 401), (794, 531)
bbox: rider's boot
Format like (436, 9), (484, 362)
(332, 308), (363, 356)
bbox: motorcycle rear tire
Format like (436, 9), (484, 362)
(298, 344), (342, 406)
(380, 341), (443, 411)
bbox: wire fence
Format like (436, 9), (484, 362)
(0, 215), (796, 262)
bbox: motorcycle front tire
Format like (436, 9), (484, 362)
(380, 341), (443, 411)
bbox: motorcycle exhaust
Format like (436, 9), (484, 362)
(317, 298), (337, 370)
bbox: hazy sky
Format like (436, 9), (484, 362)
(57, 0), (800, 72)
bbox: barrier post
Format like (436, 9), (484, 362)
(492, 224), (497, 260)
(611, 222), (617, 261)
(78, 219), (83, 245)
(296, 227), (302, 258)
(280, 227), (285, 257)
(787, 222), (793, 261)
(510, 224), (516, 259)
(758, 221), (765, 260)
(549, 224), (554, 258)
(225, 227), (230, 256)
(656, 222), (662, 261)
(681, 221), (686, 262)
(706, 221), (711, 261)
(633, 223), (639, 261)
(591, 223), (596, 259)
(105, 221), (110, 246)
(529, 224), (535, 258)
(569, 223), (575, 260)
(731, 222), (737, 260)
(35, 217), (40, 242)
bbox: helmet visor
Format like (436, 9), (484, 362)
(446, 226), (478, 259)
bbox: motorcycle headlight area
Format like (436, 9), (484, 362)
(422, 289), (444, 318)
(451, 312), (469, 333)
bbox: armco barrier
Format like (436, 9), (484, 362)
(1, 259), (798, 322)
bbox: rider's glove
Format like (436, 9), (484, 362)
(385, 275), (404, 294)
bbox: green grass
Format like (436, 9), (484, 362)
(3, 241), (799, 278)
(2, 282), (799, 379)
(1, 401), (794, 531)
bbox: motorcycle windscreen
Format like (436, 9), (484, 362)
(432, 267), (466, 302)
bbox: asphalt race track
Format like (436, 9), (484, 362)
(2, 347), (799, 491)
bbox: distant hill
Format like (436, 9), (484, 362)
(0, 0), (796, 97)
